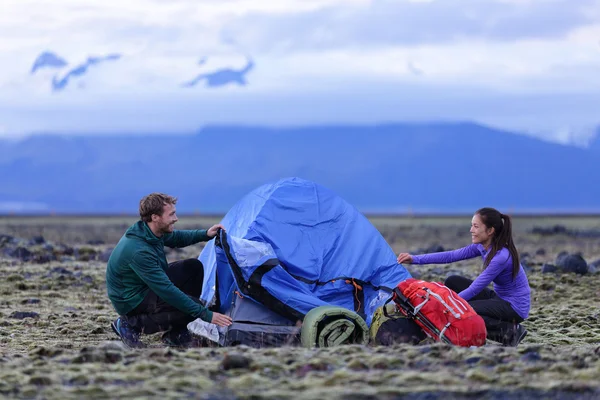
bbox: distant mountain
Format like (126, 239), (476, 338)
(51, 54), (122, 91)
(29, 51), (254, 92)
(31, 51), (68, 74)
(182, 58), (254, 88)
(588, 127), (600, 153)
(1, 122), (599, 214)
(30, 51), (122, 92)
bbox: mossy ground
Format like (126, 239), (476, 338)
(0, 216), (599, 399)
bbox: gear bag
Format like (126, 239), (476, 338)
(384, 278), (487, 347)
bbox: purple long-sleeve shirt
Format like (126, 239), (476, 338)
(411, 244), (530, 319)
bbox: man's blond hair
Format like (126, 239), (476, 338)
(139, 193), (177, 222)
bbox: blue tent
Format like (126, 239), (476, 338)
(198, 177), (411, 346)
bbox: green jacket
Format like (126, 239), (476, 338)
(106, 220), (213, 322)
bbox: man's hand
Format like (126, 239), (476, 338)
(211, 312), (233, 327)
(206, 224), (226, 238)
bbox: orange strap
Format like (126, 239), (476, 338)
(345, 279), (363, 312)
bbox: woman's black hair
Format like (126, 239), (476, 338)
(476, 207), (520, 279)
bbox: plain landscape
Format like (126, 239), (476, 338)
(0, 214), (599, 399)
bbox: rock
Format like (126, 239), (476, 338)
(0, 234), (16, 247)
(588, 259), (600, 274)
(531, 225), (568, 235)
(29, 375), (53, 385)
(99, 341), (129, 352)
(50, 267), (72, 275)
(87, 239), (105, 245)
(465, 357), (482, 365)
(10, 311), (40, 319)
(556, 253), (588, 275)
(414, 244), (446, 254)
(5, 246), (33, 261)
(72, 347), (123, 364)
(406, 266), (422, 279)
(20, 298), (41, 304)
(55, 244), (74, 256)
(33, 252), (56, 264)
(29, 236), (45, 245)
(30, 346), (63, 358)
(541, 263), (559, 274)
(98, 248), (114, 262)
(521, 352), (542, 362)
(221, 353), (252, 370)
(535, 248), (546, 256)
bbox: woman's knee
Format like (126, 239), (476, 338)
(444, 275), (464, 290)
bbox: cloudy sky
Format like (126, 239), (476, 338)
(0, 0), (599, 144)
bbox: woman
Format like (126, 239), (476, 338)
(397, 207), (530, 346)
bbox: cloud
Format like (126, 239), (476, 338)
(0, 0), (599, 143)
(223, 0), (600, 52)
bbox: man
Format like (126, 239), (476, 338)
(106, 193), (232, 348)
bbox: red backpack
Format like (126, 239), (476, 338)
(384, 278), (487, 347)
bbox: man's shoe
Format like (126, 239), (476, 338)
(509, 324), (528, 347)
(111, 317), (145, 348)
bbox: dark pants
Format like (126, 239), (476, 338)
(444, 275), (524, 345)
(125, 258), (205, 335)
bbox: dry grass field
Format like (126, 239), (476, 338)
(0, 215), (599, 399)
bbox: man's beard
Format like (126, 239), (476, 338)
(159, 221), (174, 234)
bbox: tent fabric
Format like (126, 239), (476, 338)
(198, 177), (412, 342)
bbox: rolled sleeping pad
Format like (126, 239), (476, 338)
(301, 305), (369, 348)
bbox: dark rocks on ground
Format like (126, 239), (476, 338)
(0, 234), (113, 263)
(56, 244), (74, 256)
(406, 266), (422, 279)
(20, 298), (41, 304)
(49, 267), (72, 276)
(72, 346), (123, 364)
(536, 248), (547, 256)
(521, 352), (542, 362)
(531, 225), (600, 238)
(413, 244), (446, 254)
(29, 375), (53, 386)
(87, 239), (105, 245)
(0, 234), (16, 246)
(588, 259), (600, 274)
(542, 253), (590, 274)
(4, 247), (33, 261)
(541, 263), (559, 274)
(10, 311), (40, 319)
(556, 253), (589, 275)
(30, 346), (64, 358)
(532, 225), (568, 235)
(221, 353), (252, 370)
(98, 248), (113, 262)
(28, 236), (45, 245)
(32, 252), (57, 264)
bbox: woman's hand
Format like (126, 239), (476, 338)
(397, 253), (413, 264)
